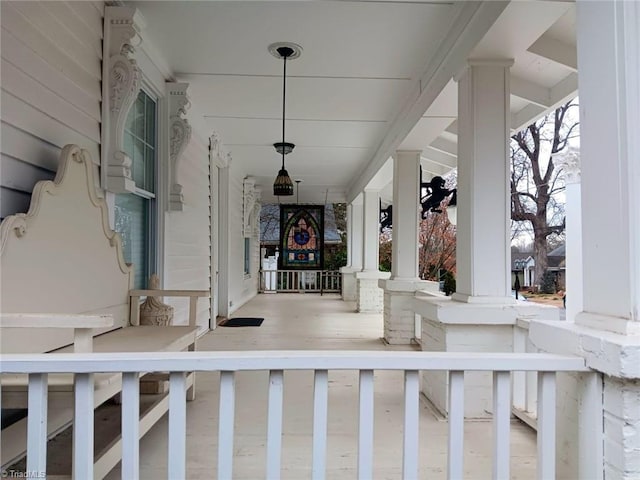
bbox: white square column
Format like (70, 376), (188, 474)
(356, 189), (389, 312)
(415, 59), (560, 418)
(453, 60), (513, 303)
(529, 3), (640, 479)
(342, 198), (363, 302)
(380, 151), (437, 344)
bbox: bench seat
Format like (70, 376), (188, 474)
(1, 326), (197, 392)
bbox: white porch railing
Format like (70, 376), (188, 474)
(259, 269), (342, 294)
(512, 318), (539, 429)
(0, 350), (591, 480)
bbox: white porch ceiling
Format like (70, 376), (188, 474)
(131, 0), (578, 205)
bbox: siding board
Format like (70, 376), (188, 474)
(10, 1), (101, 77)
(1, 188), (31, 219)
(41, 1), (103, 60)
(0, 155), (55, 193)
(1, 28), (100, 120)
(1, 3), (101, 98)
(1, 122), (61, 172)
(1, 59), (100, 141)
(1, 91), (100, 162)
(69, 0), (104, 34)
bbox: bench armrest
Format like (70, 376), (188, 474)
(0, 314), (114, 352)
(129, 290), (209, 327)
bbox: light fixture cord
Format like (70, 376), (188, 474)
(281, 54), (288, 169)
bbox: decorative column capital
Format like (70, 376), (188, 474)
(102, 6), (145, 194)
(167, 83), (192, 211)
(557, 147), (581, 184)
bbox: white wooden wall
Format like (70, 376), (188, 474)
(0, 1), (215, 330)
(228, 164), (260, 313)
(165, 133), (212, 331)
(0, 1), (103, 219)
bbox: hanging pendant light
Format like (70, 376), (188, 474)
(270, 43), (301, 197)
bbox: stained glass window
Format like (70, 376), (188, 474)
(279, 205), (324, 269)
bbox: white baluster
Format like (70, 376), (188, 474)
(27, 373), (48, 475)
(402, 370), (419, 480)
(168, 372), (187, 479)
(358, 370), (374, 480)
(122, 372), (140, 480)
(537, 372), (556, 480)
(448, 371), (465, 480)
(312, 370), (329, 480)
(73, 373), (94, 479)
(266, 370), (284, 479)
(218, 371), (236, 479)
(492, 371), (511, 480)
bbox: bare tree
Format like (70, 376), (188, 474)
(510, 100), (579, 287)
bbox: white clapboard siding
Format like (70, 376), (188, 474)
(165, 136), (211, 330)
(1, 59), (100, 142)
(1, 29), (100, 121)
(41, 2), (103, 60)
(1, 3), (101, 97)
(0, 1), (103, 219)
(1, 123), (62, 171)
(0, 155), (55, 193)
(9, 2), (101, 78)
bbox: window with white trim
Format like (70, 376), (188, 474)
(114, 89), (157, 289)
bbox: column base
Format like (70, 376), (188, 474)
(355, 270), (390, 313)
(413, 295), (559, 418)
(529, 319), (640, 479)
(340, 266), (358, 302)
(379, 278), (439, 345)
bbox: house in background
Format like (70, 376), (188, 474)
(511, 245), (566, 291)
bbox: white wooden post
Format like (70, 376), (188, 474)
(492, 371), (510, 480)
(266, 370), (284, 479)
(168, 372), (187, 479)
(73, 373), (94, 480)
(121, 372), (140, 480)
(578, 371), (604, 480)
(312, 370), (329, 480)
(358, 370), (374, 480)
(447, 371), (465, 480)
(402, 370), (419, 480)
(27, 373), (48, 475)
(537, 372), (556, 480)
(218, 371), (236, 479)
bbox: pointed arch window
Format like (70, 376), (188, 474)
(279, 205), (324, 270)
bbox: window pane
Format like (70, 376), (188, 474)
(132, 138), (145, 186)
(144, 145), (155, 193)
(145, 96), (156, 146)
(244, 238), (250, 274)
(115, 194), (148, 289)
(134, 95), (145, 139)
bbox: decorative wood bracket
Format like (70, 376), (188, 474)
(243, 177), (261, 237)
(167, 83), (192, 211)
(101, 6), (145, 194)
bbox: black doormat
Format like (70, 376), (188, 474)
(221, 317), (264, 327)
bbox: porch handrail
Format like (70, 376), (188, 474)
(1, 350), (591, 480)
(259, 269), (342, 293)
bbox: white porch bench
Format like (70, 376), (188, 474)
(0, 145), (209, 477)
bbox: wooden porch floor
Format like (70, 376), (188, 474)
(100, 293), (538, 479)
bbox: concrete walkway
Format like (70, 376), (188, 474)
(103, 293), (538, 479)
